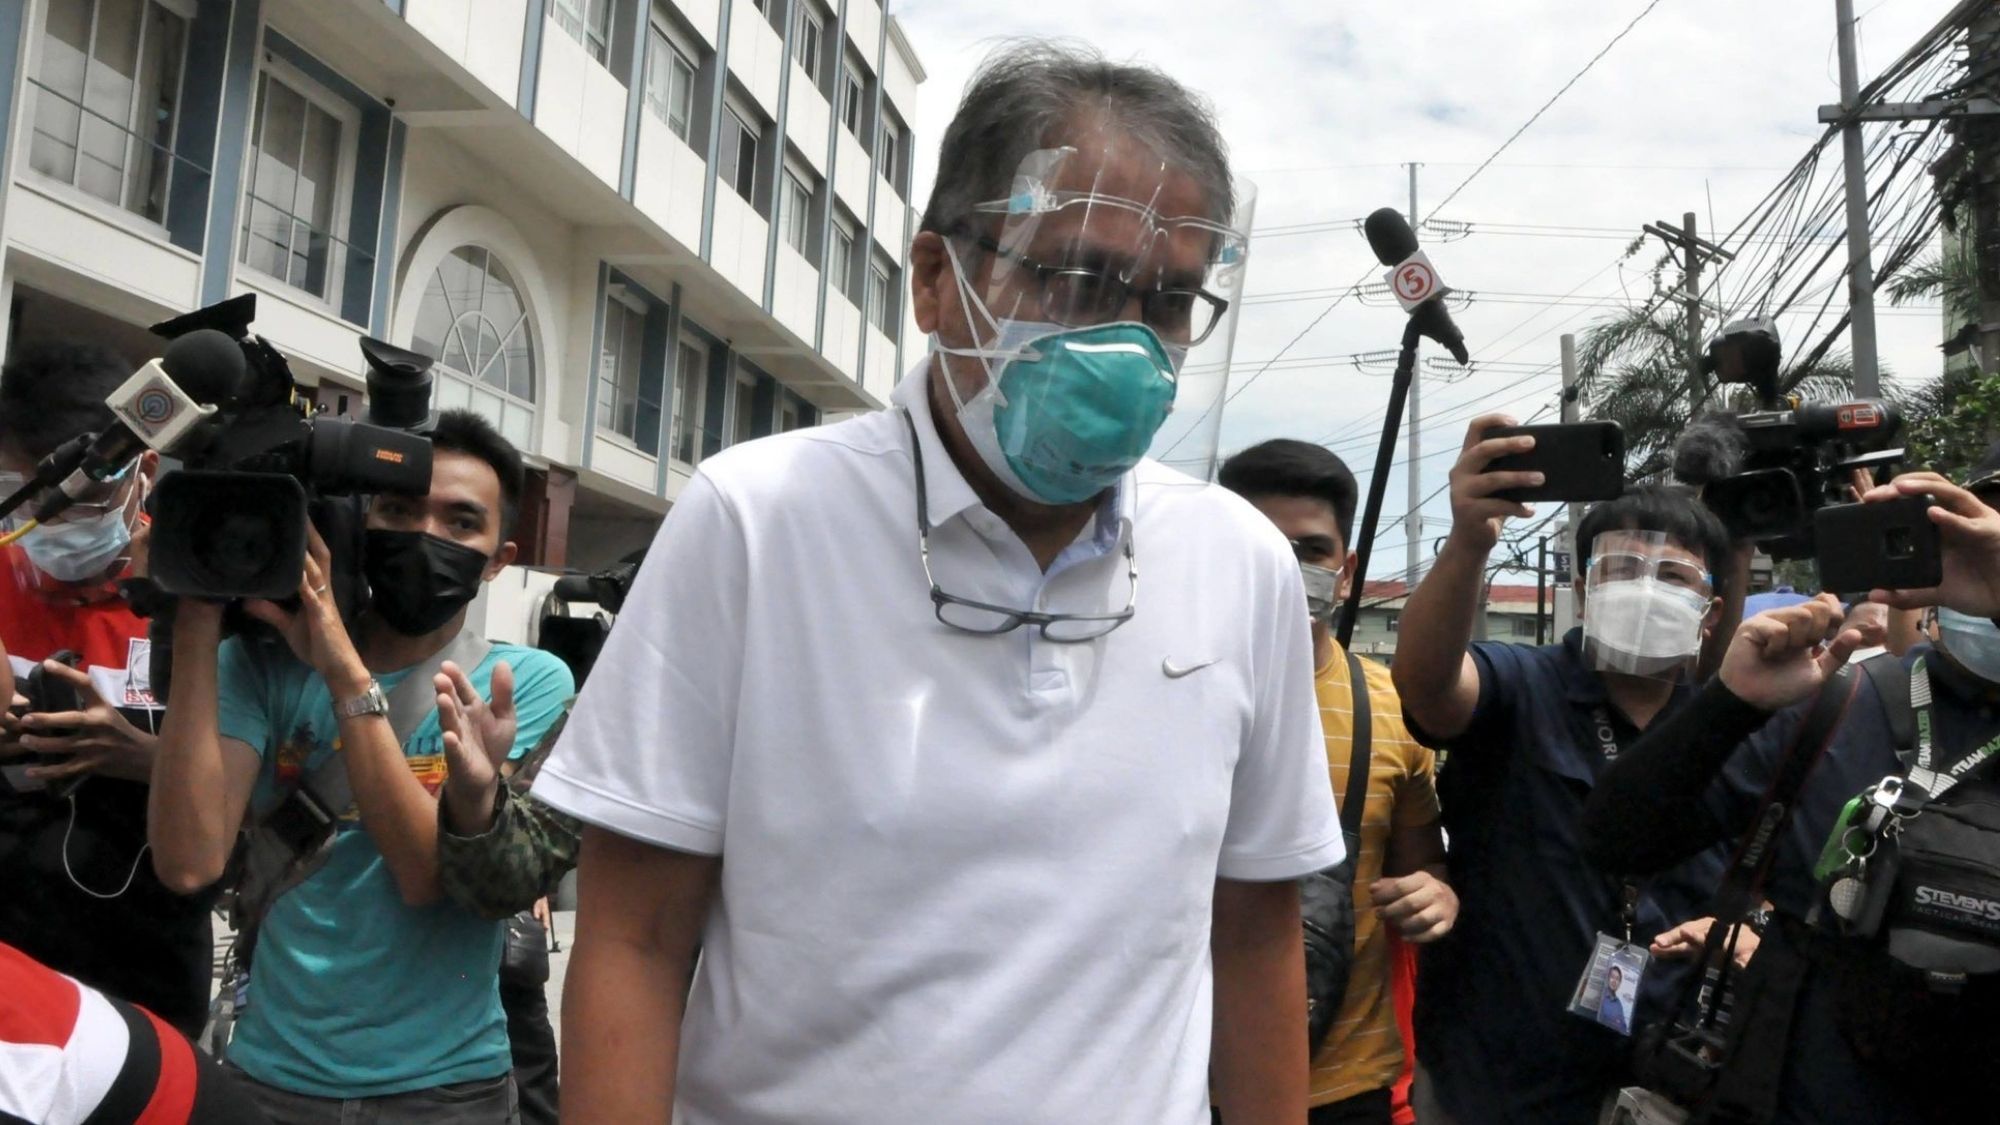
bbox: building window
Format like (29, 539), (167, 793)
(1385, 614), (1399, 633)
(31, 0), (189, 224)
(596, 292), (645, 442)
(239, 65), (356, 303)
(643, 22), (696, 141)
(877, 117), (901, 190)
(1511, 617), (1540, 638)
(731, 368), (760, 447)
(779, 398), (801, 433)
(412, 245), (537, 450)
(779, 167), (812, 257)
(552, 0), (611, 65)
(718, 105), (759, 206)
(793, 3), (823, 83)
(671, 337), (707, 464)
(828, 213), (857, 300)
(840, 53), (866, 137)
(866, 256), (894, 334)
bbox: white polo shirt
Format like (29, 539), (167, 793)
(535, 364), (1344, 1124)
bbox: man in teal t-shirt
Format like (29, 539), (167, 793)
(151, 410), (573, 1123)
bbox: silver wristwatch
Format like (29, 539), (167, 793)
(335, 680), (390, 721)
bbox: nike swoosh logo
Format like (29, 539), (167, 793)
(1162, 657), (1219, 679)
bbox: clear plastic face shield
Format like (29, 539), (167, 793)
(934, 143), (1253, 501)
(1581, 530), (1715, 680)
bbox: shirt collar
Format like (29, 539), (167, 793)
(892, 360), (1133, 549)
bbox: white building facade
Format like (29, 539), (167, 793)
(0, 0), (924, 567)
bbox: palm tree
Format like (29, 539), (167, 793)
(1575, 298), (1860, 483)
(1886, 239), (1994, 477)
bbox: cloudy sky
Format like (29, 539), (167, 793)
(893, 0), (1959, 574)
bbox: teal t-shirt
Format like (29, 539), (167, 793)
(216, 637), (574, 1098)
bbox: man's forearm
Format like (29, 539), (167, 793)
(439, 792), (583, 920)
(331, 691), (444, 906)
(1392, 535), (1487, 701)
(562, 931), (689, 1121)
(1580, 677), (1772, 873)
(1211, 878), (1307, 1125)
(149, 613), (234, 892)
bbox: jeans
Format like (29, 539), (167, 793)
(501, 978), (559, 1125)
(231, 1070), (519, 1125)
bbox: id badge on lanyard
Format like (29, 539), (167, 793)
(1564, 706), (1651, 1036)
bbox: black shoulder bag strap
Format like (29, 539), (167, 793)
(234, 629), (495, 932)
(1860, 654), (1916, 754)
(1667, 665), (1863, 1122)
(1342, 651), (1373, 847)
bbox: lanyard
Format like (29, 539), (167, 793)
(1582, 704), (1641, 936)
(1588, 706), (1622, 763)
(1907, 658), (2000, 800)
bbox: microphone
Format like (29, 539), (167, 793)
(1673, 412), (1748, 486)
(1363, 207), (1469, 364)
(33, 330), (244, 522)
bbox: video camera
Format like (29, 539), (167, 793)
(1674, 318), (1906, 561)
(144, 295), (436, 605)
(536, 557), (642, 689)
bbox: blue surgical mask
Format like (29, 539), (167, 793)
(1937, 607), (2000, 684)
(21, 504), (133, 583)
(936, 243), (1182, 505)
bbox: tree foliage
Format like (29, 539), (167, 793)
(1576, 299), (1859, 484)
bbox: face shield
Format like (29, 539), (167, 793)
(935, 144), (1253, 502)
(1, 458), (144, 593)
(1581, 530), (1713, 680)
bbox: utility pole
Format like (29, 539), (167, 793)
(1814, 5), (2000, 376)
(1536, 536), (1549, 646)
(1643, 214), (1734, 412)
(1554, 333), (1580, 632)
(1406, 161), (1423, 590)
(1834, 0), (1882, 396)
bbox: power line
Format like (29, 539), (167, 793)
(1161, 0), (1671, 459)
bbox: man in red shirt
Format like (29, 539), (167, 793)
(0, 341), (213, 1036)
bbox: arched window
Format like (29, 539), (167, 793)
(411, 245), (536, 448)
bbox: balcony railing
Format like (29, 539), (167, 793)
(26, 76), (211, 235)
(238, 189), (376, 317)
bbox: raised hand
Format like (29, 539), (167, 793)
(438, 659), (517, 834)
(1718, 595), (1876, 711)
(1447, 415), (1544, 554)
(1859, 473), (2000, 617)
(242, 526), (365, 688)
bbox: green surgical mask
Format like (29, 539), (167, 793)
(935, 243), (1181, 505)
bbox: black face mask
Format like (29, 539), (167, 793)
(363, 529), (491, 637)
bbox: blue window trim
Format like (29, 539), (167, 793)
(252, 32), (393, 327)
(198, 0), (263, 305)
(518, 0), (548, 119)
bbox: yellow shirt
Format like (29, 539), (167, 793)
(1309, 645), (1442, 1107)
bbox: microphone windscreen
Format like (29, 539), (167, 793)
(160, 329), (247, 407)
(1673, 412), (1746, 485)
(1364, 207), (1420, 267)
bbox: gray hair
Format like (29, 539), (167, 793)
(919, 40), (1235, 236)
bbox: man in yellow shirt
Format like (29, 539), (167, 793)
(1220, 440), (1458, 1125)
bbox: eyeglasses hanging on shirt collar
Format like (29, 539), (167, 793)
(902, 410), (1137, 642)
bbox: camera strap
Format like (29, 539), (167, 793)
(231, 629), (493, 938)
(1687, 664), (1863, 1023)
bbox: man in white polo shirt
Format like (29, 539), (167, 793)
(535, 40), (1344, 1124)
